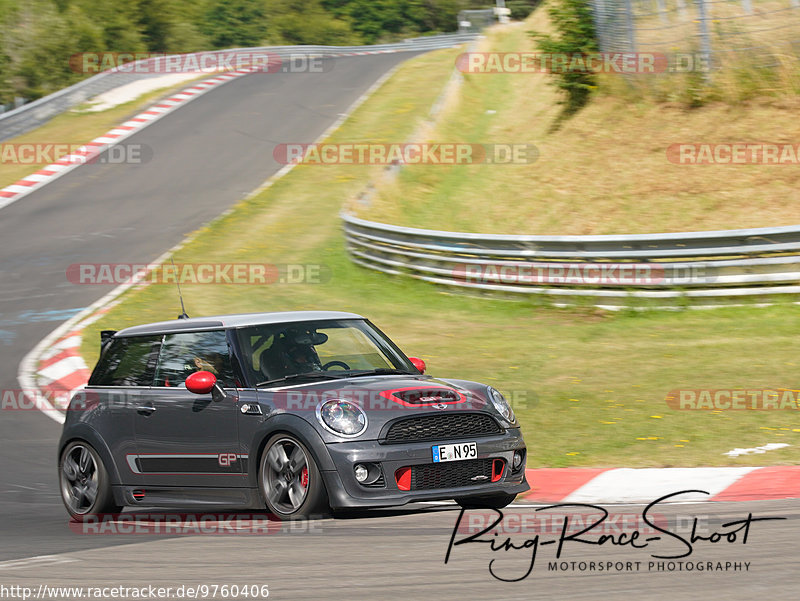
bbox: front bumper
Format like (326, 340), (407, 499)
(320, 428), (529, 509)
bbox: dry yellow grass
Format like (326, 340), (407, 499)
(358, 6), (800, 235)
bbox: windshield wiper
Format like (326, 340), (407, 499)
(256, 371), (349, 387)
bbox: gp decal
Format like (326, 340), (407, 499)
(126, 453), (248, 475)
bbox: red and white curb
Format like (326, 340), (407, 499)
(0, 69), (263, 211)
(32, 305), (117, 412)
(522, 466), (800, 503)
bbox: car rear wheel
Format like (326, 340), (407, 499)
(59, 441), (120, 518)
(455, 493), (517, 510)
(259, 434), (328, 519)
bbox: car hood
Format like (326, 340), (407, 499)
(257, 374), (494, 419)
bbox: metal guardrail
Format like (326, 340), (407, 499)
(342, 213), (800, 308)
(0, 34), (478, 142)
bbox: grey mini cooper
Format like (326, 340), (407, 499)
(59, 311), (529, 519)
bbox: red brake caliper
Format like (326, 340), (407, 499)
(300, 466), (309, 488)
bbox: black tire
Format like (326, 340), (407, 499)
(258, 434), (329, 519)
(455, 493), (517, 510)
(59, 441), (121, 518)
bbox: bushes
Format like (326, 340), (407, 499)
(533, 0), (598, 119)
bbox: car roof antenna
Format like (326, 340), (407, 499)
(171, 258), (190, 319)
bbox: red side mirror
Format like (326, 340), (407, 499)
(185, 371), (217, 394)
(409, 357), (426, 374)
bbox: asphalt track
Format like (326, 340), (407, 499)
(0, 52), (796, 599)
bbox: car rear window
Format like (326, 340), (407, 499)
(89, 335), (161, 387)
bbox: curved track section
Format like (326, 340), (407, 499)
(0, 51), (796, 599)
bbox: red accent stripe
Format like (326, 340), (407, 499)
(35, 169), (57, 176)
(16, 180), (36, 187)
(0, 190), (18, 198)
(711, 466), (800, 501)
(522, 468), (612, 502)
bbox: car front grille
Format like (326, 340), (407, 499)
(410, 458), (494, 490)
(382, 413), (503, 444)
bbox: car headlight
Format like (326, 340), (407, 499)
(316, 399), (368, 437)
(488, 387), (515, 423)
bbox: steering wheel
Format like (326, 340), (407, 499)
(322, 360), (350, 371)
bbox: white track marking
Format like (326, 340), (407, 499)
(724, 443), (790, 457)
(0, 555), (76, 570)
(564, 467), (759, 504)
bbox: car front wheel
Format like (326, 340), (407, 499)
(59, 441), (120, 518)
(258, 434), (329, 519)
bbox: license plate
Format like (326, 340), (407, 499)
(432, 441), (477, 463)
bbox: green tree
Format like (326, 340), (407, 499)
(265, 0), (357, 45)
(72, 0), (146, 52)
(201, 0), (270, 49)
(0, 0), (18, 105)
(506, 0), (540, 21)
(15, 3), (103, 99)
(533, 0), (598, 119)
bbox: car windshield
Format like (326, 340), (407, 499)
(234, 319), (415, 387)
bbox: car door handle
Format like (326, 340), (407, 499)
(136, 404), (156, 416)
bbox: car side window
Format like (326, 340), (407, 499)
(89, 335), (161, 387)
(154, 330), (235, 388)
